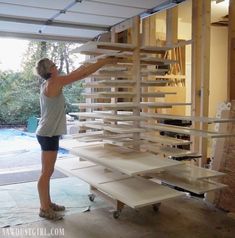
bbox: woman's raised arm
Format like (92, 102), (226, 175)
(58, 57), (118, 86)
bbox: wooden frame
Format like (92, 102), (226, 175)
(58, 8), (235, 216)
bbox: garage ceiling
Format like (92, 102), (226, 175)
(0, 0), (187, 43)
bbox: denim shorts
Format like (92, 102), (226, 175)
(36, 135), (60, 151)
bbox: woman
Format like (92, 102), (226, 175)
(35, 57), (116, 220)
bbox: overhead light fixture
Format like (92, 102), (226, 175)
(140, 0), (186, 19)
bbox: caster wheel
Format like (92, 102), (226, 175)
(152, 203), (161, 212)
(113, 210), (121, 219)
(88, 194), (95, 202)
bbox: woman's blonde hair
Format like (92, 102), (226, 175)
(35, 58), (54, 80)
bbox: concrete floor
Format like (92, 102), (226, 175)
(1, 196), (235, 238)
(1, 131), (234, 237)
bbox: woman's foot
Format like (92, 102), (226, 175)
(39, 208), (63, 220)
(50, 202), (66, 212)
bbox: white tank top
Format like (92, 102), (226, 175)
(36, 81), (67, 137)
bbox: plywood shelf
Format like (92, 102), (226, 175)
(140, 112), (235, 124)
(72, 41), (135, 55)
(140, 40), (192, 54)
(85, 80), (136, 88)
(141, 68), (169, 76)
(141, 92), (176, 97)
(82, 92), (176, 99)
(73, 102), (138, 109)
(59, 138), (103, 151)
(141, 56), (178, 65)
(99, 177), (184, 209)
(78, 121), (145, 134)
(140, 102), (191, 108)
(55, 158), (96, 177)
(91, 72), (132, 78)
(143, 144), (201, 158)
(163, 164), (225, 180)
(72, 40), (192, 56)
(141, 133), (191, 146)
(69, 165), (129, 185)
(72, 166), (183, 209)
(69, 144), (182, 176)
(151, 174), (227, 195)
(82, 92), (135, 98)
(70, 112), (145, 121)
(141, 80), (172, 86)
(104, 124), (145, 134)
(141, 123), (235, 138)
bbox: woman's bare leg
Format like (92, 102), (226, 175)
(37, 150), (57, 210)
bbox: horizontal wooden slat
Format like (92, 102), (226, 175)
(82, 92), (135, 98)
(70, 112), (145, 121)
(141, 92), (176, 97)
(140, 102), (191, 108)
(141, 79), (172, 86)
(141, 133), (191, 146)
(85, 79), (136, 88)
(140, 40), (192, 54)
(72, 41), (135, 55)
(73, 102), (138, 109)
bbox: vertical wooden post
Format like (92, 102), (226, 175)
(228, 0), (235, 101)
(131, 16), (141, 150)
(191, 0), (211, 166)
(142, 15), (157, 114)
(166, 7), (178, 45)
(110, 28), (118, 114)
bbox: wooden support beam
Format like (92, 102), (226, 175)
(166, 7), (178, 45)
(191, 0), (211, 166)
(131, 16), (141, 150)
(141, 15), (157, 115)
(228, 0), (235, 101)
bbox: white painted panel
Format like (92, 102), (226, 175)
(86, 0), (166, 9)
(0, 3), (57, 19)
(56, 158), (96, 177)
(163, 164), (225, 180)
(0, 0), (71, 9)
(99, 177), (184, 209)
(0, 21), (42, 33)
(0, 21), (103, 39)
(57, 12), (123, 26)
(72, 166), (129, 185)
(71, 1), (145, 18)
(152, 174), (227, 194)
(70, 144), (182, 176)
(42, 25), (104, 38)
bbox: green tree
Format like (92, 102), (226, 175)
(0, 40), (84, 126)
(0, 70), (39, 125)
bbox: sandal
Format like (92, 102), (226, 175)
(39, 208), (63, 220)
(50, 202), (65, 212)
